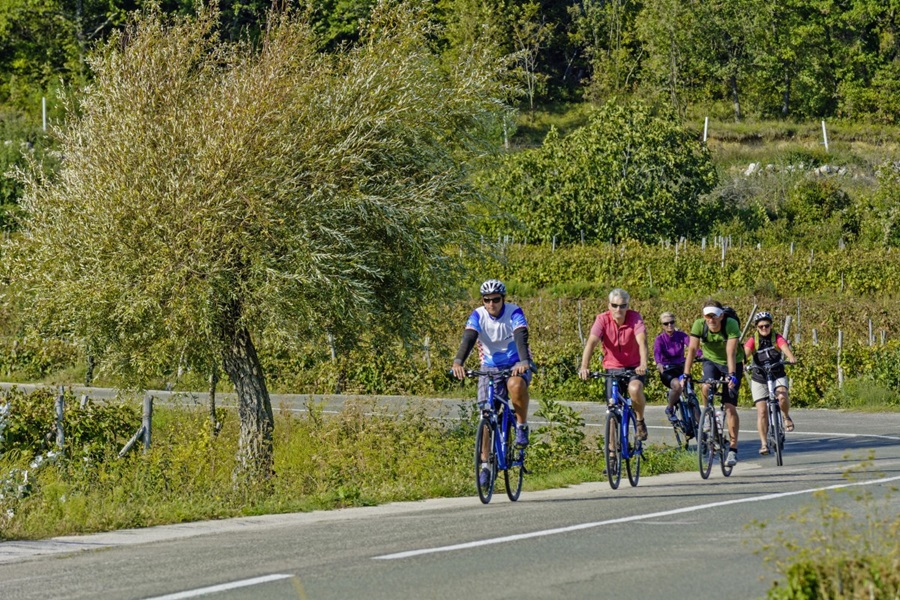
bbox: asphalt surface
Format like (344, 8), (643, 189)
(1, 388), (899, 600)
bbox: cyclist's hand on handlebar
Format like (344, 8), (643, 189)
(578, 367), (591, 380)
(636, 364), (647, 376)
(451, 364), (467, 380)
(511, 361), (530, 377)
(728, 373), (738, 388)
(678, 373), (691, 383)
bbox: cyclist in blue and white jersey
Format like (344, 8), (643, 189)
(451, 279), (534, 451)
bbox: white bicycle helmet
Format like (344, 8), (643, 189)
(754, 311), (773, 324)
(480, 279), (506, 296)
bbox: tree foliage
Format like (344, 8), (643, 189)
(3, 1), (508, 479)
(479, 100), (718, 244)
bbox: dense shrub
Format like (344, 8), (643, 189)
(0, 387), (138, 459)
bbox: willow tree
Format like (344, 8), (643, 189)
(5, 2), (507, 481)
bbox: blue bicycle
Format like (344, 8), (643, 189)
(673, 380), (702, 450)
(588, 370), (642, 489)
(463, 368), (528, 504)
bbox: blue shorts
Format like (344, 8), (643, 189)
(478, 366), (532, 404)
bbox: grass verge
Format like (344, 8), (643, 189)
(0, 396), (696, 541)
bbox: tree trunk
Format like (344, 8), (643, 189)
(781, 68), (791, 117)
(220, 320), (275, 483)
(730, 74), (742, 122)
(208, 364), (220, 437)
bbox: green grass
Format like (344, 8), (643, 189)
(823, 379), (900, 412)
(751, 455), (900, 599)
(0, 398), (696, 541)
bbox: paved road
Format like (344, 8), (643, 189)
(1, 391), (899, 600)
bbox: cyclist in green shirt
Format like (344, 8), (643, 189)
(681, 300), (745, 467)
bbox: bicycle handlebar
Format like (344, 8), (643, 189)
(747, 359), (798, 374)
(698, 377), (730, 386)
(451, 364), (537, 379)
(586, 369), (639, 380)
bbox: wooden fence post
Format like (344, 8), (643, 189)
(740, 304), (757, 341)
(142, 395), (153, 451)
(577, 300), (585, 346)
(837, 330), (844, 388)
(55, 386), (64, 451)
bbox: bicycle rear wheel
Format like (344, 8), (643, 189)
(604, 411), (622, 490)
(504, 422), (524, 501)
(474, 417), (496, 503)
(770, 406), (784, 466)
(625, 411), (641, 487)
(698, 408), (714, 479)
(672, 421), (685, 450)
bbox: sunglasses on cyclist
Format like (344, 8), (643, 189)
(662, 321), (675, 326)
(757, 322), (772, 329)
(482, 296), (503, 304)
(610, 302), (628, 309)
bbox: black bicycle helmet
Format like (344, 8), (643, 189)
(480, 279), (506, 297)
(753, 311), (773, 324)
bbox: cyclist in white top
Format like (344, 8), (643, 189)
(451, 279), (533, 449)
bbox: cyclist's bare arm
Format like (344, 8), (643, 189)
(636, 329), (648, 376)
(579, 333), (602, 379)
(683, 335), (701, 376)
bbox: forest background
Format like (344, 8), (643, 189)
(2, 0), (900, 407)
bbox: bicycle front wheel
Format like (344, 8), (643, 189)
(771, 406), (784, 467)
(720, 414), (733, 477)
(504, 422), (524, 501)
(625, 411), (641, 487)
(605, 411), (622, 490)
(475, 417), (496, 503)
(698, 408), (714, 479)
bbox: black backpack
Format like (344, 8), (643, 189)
(701, 306), (741, 342)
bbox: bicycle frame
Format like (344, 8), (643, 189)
(674, 381), (701, 448)
(749, 360), (792, 466)
(588, 370), (642, 489)
(464, 368), (528, 503)
(697, 376), (733, 478)
(479, 373), (521, 472)
(609, 377), (638, 461)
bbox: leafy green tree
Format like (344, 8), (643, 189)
(568, 0), (641, 102)
(480, 100), (718, 244)
(634, 0), (702, 116)
(4, 3), (507, 481)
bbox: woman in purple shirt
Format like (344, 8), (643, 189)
(653, 312), (692, 423)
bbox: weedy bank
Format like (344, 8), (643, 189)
(0, 388), (693, 540)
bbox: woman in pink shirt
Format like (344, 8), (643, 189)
(744, 311), (797, 455)
(579, 288), (649, 441)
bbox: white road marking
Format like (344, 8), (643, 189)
(373, 474), (900, 560)
(141, 574), (295, 600)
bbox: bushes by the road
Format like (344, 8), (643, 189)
(760, 461), (900, 599)
(0, 392), (695, 540)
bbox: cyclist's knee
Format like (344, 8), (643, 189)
(508, 377), (526, 394)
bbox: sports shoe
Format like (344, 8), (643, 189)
(725, 449), (738, 467)
(665, 406), (678, 423)
(479, 467), (491, 487)
(515, 425), (530, 447)
(636, 420), (648, 441)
